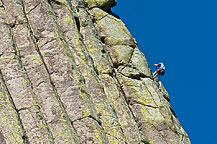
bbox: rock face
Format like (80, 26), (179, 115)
(0, 0), (190, 143)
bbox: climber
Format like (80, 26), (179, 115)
(153, 62), (165, 79)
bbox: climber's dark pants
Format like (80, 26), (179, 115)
(153, 69), (164, 78)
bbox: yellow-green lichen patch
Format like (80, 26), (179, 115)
(159, 130), (182, 144)
(19, 107), (54, 143)
(100, 74), (142, 143)
(81, 26), (112, 74)
(77, 8), (89, 27)
(99, 74), (120, 101)
(140, 106), (167, 129)
(141, 78), (173, 124)
(51, 2), (127, 141)
(94, 13), (136, 47)
(89, 8), (108, 21)
(10, 0), (81, 143)
(77, 62), (126, 143)
(29, 53), (43, 66)
(119, 66), (141, 77)
(138, 106), (168, 144)
(108, 45), (134, 67)
(0, 6), (6, 15)
(117, 73), (157, 107)
(128, 47), (152, 77)
(0, 73), (25, 144)
(0, 2), (55, 142)
(84, 0), (116, 10)
(44, 2), (112, 143)
(73, 117), (109, 144)
(0, 0), (191, 143)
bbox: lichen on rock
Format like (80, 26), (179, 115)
(0, 0), (190, 143)
(84, 0), (116, 11)
(108, 45), (134, 67)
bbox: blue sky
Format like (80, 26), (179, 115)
(113, 0), (217, 143)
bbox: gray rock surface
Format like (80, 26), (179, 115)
(0, 0), (190, 143)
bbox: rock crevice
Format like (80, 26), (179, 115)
(0, 0), (190, 143)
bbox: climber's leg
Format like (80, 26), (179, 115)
(153, 73), (159, 79)
(153, 70), (159, 78)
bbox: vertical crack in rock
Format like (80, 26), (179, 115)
(64, 1), (151, 143)
(85, 2), (190, 143)
(44, 0), (137, 143)
(0, 71), (30, 144)
(71, 1), (145, 143)
(62, 1), (143, 143)
(1, 1), (56, 142)
(0, 0), (190, 143)
(43, 0), (111, 143)
(12, 0), (80, 143)
(9, 25), (55, 143)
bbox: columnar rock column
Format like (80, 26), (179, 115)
(0, 0), (190, 143)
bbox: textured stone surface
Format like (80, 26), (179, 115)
(85, 0), (116, 11)
(0, 0), (190, 144)
(0, 131), (6, 144)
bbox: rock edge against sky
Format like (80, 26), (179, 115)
(0, 0), (190, 143)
